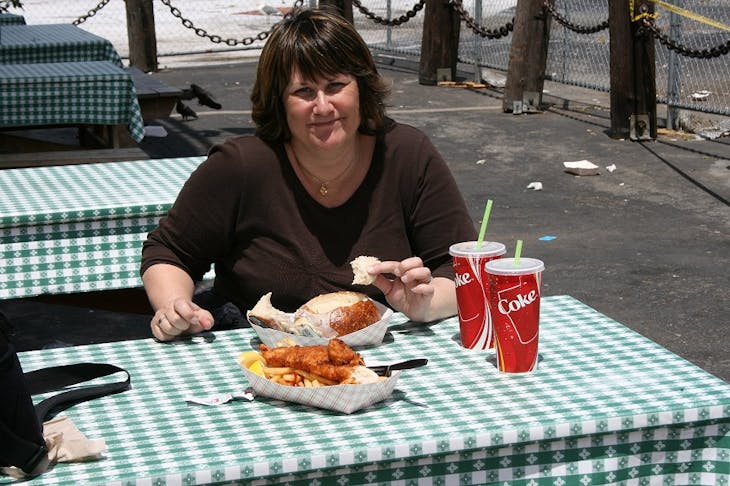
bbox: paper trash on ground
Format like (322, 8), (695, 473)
(144, 126), (168, 137)
(564, 160), (600, 176)
(527, 182), (543, 191)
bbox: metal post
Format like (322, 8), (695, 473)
(473, 0), (482, 82)
(386, 0), (392, 50)
(666, 1), (682, 130)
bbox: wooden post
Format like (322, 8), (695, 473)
(418, 0), (460, 85)
(609, 1), (632, 138)
(503, 0), (552, 112)
(609, 0), (656, 139)
(318, 0), (353, 22)
(125, 0), (158, 72)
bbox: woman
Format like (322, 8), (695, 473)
(141, 7), (477, 341)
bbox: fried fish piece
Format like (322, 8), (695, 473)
(259, 338), (364, 383)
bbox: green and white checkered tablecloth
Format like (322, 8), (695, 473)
(0, 24), (122, 66)
(0, 157), (205, 227)
(0, 157), (206, 298)
(10, 296), (730, 485)
(0, 61), (145, 143)
(0, 13), (26, 25)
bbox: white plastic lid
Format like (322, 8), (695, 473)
(449, 241), (506, 257)
(485, 257), (544, 275)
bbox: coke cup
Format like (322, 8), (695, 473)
(485, 258), (545, 373)
(449, 241), (506, 349)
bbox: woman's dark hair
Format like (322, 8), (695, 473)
(251, 8), (390, 143)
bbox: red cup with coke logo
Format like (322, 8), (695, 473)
(485, 257), (544, 372)
(449, 241), (506, 349)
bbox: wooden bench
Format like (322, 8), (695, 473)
(126, 67), (182, 121)
(0, 145), (149, 169)
(0, 156), (210, 301)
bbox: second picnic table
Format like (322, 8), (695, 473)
(0, 61), (145, 144)
(0, 23), (122, 66)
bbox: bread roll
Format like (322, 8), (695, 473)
(350, 255), (381, 285)
(300, 291), (381, 336)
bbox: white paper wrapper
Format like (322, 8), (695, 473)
(563, 159), (600, 176)
(248, 301), (393, 347)
(240, 367), (400, 414)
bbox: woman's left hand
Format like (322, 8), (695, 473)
(370, 257), (453, 322)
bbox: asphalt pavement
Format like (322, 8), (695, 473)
(2, 53), (729, 382)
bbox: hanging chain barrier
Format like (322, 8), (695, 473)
(449, 0), (513, 39)
(642, 18), (730, 59)
(158, 0), (303, 47)
(0, 0), (21, 12)
(543, 1), (608, 34)
(352, 0), (425, 26)
(72, 0), (112, 25)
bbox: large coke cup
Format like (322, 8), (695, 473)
(485, 257), (544, 372)
(449, 241), (506, 350)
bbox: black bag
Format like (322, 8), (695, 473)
(0, 311), (131, 476)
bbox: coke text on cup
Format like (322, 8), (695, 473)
(449, 242), (506, 350)
(486, 258), (544, 373)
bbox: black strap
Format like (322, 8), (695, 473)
(1, 311), (131, 475)
(25, 363), (131, 423)
(0, 421), (50, 476)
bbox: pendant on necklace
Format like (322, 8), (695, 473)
(319, 184), (328, 197)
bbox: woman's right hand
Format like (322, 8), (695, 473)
(150, 298), (214, 342)
(142, 263), (215, 341)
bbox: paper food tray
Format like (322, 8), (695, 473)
(248, 301), (393, 347)
(241, 366), (400, 414)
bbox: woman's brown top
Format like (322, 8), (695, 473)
(141, 121), (477, 312)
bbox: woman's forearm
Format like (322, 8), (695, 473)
(425, 276), (458, 322)
(141, 263), (196, 312)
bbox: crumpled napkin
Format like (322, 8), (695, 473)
(44, 415), (106, 463)
(1, 416), (106, 478)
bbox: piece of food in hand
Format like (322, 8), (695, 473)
(258, 338), (381, 385)
(350, 255), (381, 285)
(248, 291), (381, 337)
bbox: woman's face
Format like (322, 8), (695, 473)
(283, 69), (361, 151)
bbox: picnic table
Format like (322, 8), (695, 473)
(0, 24), (122, 67)
(10, 296), (730, 485)
(0, 61), (145, 145)
(0, 157), (207, 299)
(0, 12), (25, 25)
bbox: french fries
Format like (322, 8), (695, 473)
(264, 366), (336, 387)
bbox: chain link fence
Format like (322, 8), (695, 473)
(4, 0), (730, 117)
